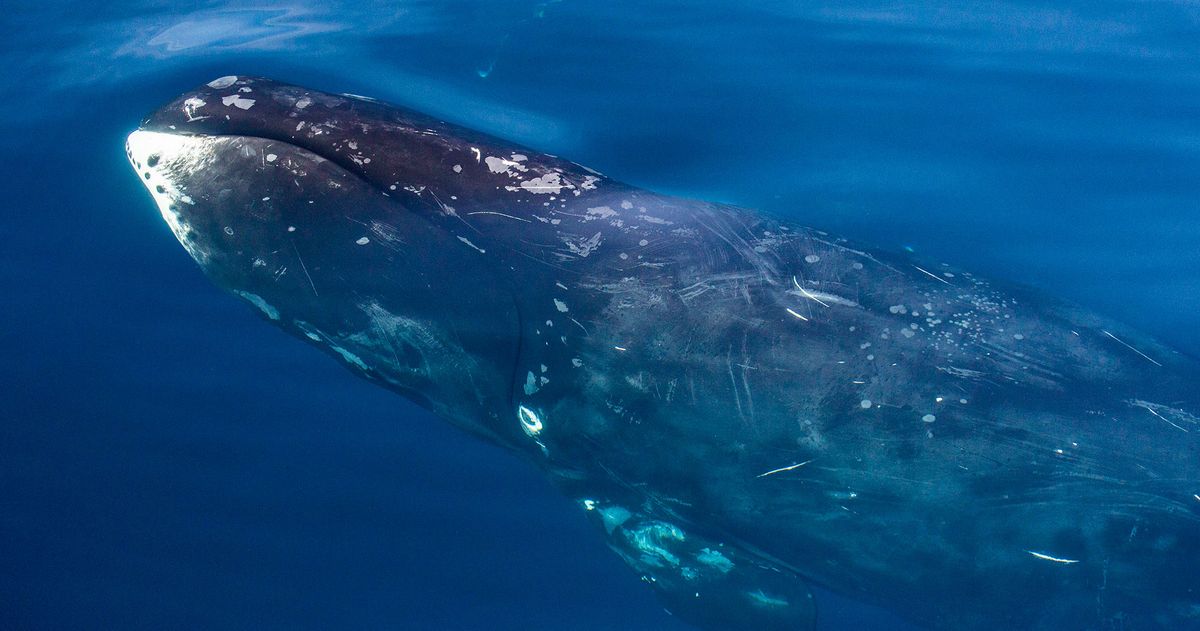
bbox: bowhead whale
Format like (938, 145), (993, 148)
(126, 76), (1200, 630)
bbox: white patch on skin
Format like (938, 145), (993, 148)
(518, 405), (543, 437)
(553, 299), (569, 312)
(234, 291), (279, 320)
(457, 236), (486, 253)
(580, 175), (600, 190)
(922, 414), (937, 423)
(182, 97), (206, 121)
(524, 371), (540, 395)
(221, 94), (256, 110)
(125, 130), (214, 264)
(860, 399), (872, 409)
(330, 345), (369, 370)
(599, 506), (631, 534)
(560, 232), (603, 258)
(355, 237), (370, 245)
(266, 154), (277, 162)
(629, 521), (685, 566)
(696, 548), (734, 573)
(452, 164), (462, 173)
(804, 254), (820, 263)
(207, 76), (237, 88)
(485, 156), (527, 176)
(295, 96), (312, 109)
(789, 279), (859, 308)
(585, 206), (616, 221)
(571, 358), (583, 367)
(638, 214), (672, 225)
(620, 200), (634, 210)
(516, 172), (565, 194)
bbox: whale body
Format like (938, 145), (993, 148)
(126, 76), (1200, 630)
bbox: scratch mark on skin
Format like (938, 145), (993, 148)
(793, 276), (830, 307)
(756, 459), (814, 479)
(466, 211), (531, 222)
(569, 317), (590, 335)
(1132, 400), (1189, 433)
(914, 265), (952, 285)
(614, 346), (627, 352)
(457, 236), (486, 254)
(739, 335), (755, 423)
(726, 346), (747, 426)
(291, 242), (318, 297)
(786, 308), (809, 322)
(1193, 494), (1200, 502)
(1102, 330), (1163, 367)
(1026, 551), (1080, 564)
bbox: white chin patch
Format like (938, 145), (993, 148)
(126, 130), (213, 263)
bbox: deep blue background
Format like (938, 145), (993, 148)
(2, 2), (1197, 629)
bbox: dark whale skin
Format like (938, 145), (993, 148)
(126, 76), (1200, 631)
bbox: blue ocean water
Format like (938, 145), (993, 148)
(2, 2), (1198, 629)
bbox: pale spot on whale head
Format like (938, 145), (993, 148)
(860, 399), (873, 409)
(523, 371), (540, 395)
(922, 414), (936, 423)
(207, 76), (237, 89)
(355, 237), (370, 245)
(221, 94), (256, 110)
(804, 254), (820, 263)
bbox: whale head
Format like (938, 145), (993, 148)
(126, 76), (524, 439)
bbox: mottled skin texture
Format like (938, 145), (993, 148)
(128, 77), (1200, 631)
